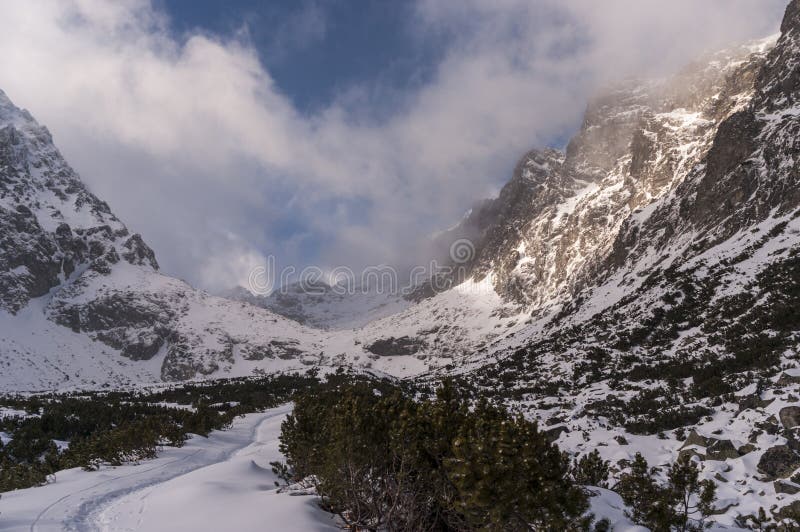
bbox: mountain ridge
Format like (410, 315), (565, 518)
(0, 5), (797, 400)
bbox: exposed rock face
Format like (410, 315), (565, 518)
(781, 406), (800, 429)
(366, 336), (426, 357)
(758, 445), (800, 480)
(0, 90), (328, 382)
(0, 92), (158, 313)
(439, 36), (775, 310)
(706, 439), (740, 461)
(608, 3), (800, 275)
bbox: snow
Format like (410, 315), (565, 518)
(0, 25), (797, 531)
(588, 488), (649, 532)
(554, 180), (600, 221)
(0, 407), (33, 419)
(0, 405), (339, 531)
(0, 297), (164, 392)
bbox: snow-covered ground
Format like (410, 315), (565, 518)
(0, 405), (338, 532)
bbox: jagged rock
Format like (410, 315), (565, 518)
(121, 234), (158, 269)
(707, 439), (740, 461)
(738, 444), (757, 456)
(738, 394), (775, 412)
(775, 480), (800, 494)
(780, 406), (800, 429)
(757, 445), (800, 480)
(681, 429), (709, 449)
(366, 336), (426, 357)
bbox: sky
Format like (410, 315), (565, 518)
(0, 0), (788, 291)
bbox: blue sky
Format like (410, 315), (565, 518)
(157, 0), (445, 115)
(0, 0), (788, 290)
(154, 0), (458, 270)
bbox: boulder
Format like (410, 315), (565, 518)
(681, 429), (708, 449)
(778, 372), (800, 386)
(678, 448), (705, 462)
(775, 481), (800, 495)
(780, 406), (800, 429)
(544, 425), (567, 443)
(755, 417), (781, 436)
(706, 439), (740, 461)
(738, 394), (775, 412)
(738, 443), (757, 456)
(777, 500), (800, 521)
(757, 445), (800, 480)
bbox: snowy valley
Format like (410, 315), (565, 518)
(4, 0), (800, 530)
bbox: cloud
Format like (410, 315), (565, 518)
(0, 0), (787, 290)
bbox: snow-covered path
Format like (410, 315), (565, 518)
(0, 405), (338, 531)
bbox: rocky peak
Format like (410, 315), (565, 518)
(441, 36), (774, 310)
(0, 90), (158, 312)
(782, 0), (800, 34)
(759, 0), (800, 112)
(608, 3), (800, 272)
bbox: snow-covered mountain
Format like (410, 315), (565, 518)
(224, 282), (411, 331)
(435, 1), (800, 525)
(6, 0), (800, 524)
(0, 3), (794, 393)
(435, 35), (776, 312)
(0, 90), (338, 387)
(0, 86), (522, 389)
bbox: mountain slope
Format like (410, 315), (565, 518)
(447, 1), (800, 525)
(441, 35), (776, 312)
(0, 90), (158, 313)
(0, 92), (337, 389)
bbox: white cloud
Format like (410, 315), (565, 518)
(0, 0), (787, 290)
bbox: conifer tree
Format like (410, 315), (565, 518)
(572, 449), (610, 488)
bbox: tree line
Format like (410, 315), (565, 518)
(278, 379), (718, 531)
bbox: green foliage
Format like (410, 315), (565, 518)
(280, 379), (591, 531)
(0, 372), (322, 492)
(617, 453), (716, 531)
(571, 450), (610, 488)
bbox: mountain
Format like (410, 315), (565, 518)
(438, 1), (800, 525)
(0, 90), (334, 388)
(0, 89), (516, 389)
(437, 36), (775, 312)
(224, 282), (410, 330)
(0, 8), (793, 391)
(4, 0), (800, 524)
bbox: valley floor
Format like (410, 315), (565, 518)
(0, 405), (338, 532)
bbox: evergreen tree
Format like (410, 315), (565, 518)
(280, 380), (590, 531)
(667, 455), (716, 532)
(446, 400), (590, 530)
(572, 449), (610, 488)
(618, 453), (716, 531)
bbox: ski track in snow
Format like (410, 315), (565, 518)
(1, 404), (338, 532)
